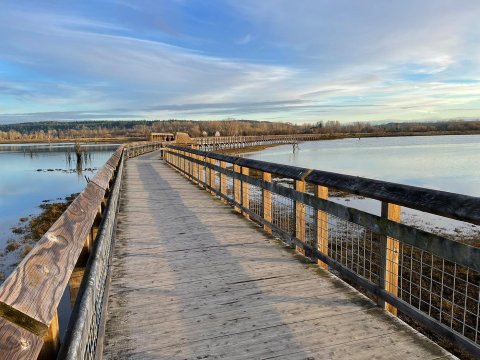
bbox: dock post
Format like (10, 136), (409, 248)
(295, 180), (306, 255)
(241, 166), (249, 219)
(210, 158), (216, 194)
(262, 172), (272, 233)
(69, 267), (84, 306)
(205, 155), (211, 191)
(220, 161), (227, 203)
(379, 202), (401, 315)
(315, 185), (329, 269)
(39, 311), (60, 360)
(233, 163), (241, 213)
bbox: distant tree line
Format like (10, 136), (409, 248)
(0, 119), (479, 141)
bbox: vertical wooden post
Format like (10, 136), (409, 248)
(205, 156), (211, 191)
(241, 167), (249, 219)
(181, 151), (186, 174)
(262, 172), (272, 233)
(197, 154), (201, 186)
(380, 202), (401, 315)
(315, 185), (329, 269)
(192, 153), (198, 184)
(188, 152), (193, 180)
(220, 161), (227, 203)
(39, 311), (60, 360)
(210, 158), (217, 194)
(233, 163), (241, 213)
(199, 155), (205, 189)
(69, 267), (85, 306)
(295, 180), (306, 256)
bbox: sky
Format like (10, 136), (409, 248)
(0, 0), (480, 124)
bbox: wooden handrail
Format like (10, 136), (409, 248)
(165, 145), (480, 358)
(168, 145), (480, 225)
(0, 141), (163, 359)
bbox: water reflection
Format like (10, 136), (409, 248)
(248, 135), (480, 238)
(0, 142), (117, 252)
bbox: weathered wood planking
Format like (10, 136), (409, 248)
(90, 164), (115, 190)
(0, 181), (105, 335)
(0, 318), (43, 360)
(169, 144), (480, 225)
(106, 155), (120, 169)
(166, 148), (480, 272)
(103, 154), (453, 359)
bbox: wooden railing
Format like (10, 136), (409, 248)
(193, 133), (325, 150)
(0, 141), (161, 359)
(165, 145), (480, 358)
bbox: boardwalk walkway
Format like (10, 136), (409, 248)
(103, 151), (454, 359)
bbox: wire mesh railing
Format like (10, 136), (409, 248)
(165, 144), (480, 359)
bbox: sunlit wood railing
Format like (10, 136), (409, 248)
(0, 141), (162, 359)
(165, 144), (480, 358)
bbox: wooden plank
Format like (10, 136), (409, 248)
(90, 164), (114, 190)
(0, 318), (43, 360)
(166, 150), (480, 272)
(103, 157), (452, 360)
(295, 179), (306, 256)
(220, 161), (227, 203)
(315, 185), (329, 269)
(168, 145), (480, 225)
(233, 164), (241, 213)
(210, 158), (217, 194)
(381, 201), (401, 315)
(68, 267), (85, 307)
(0, 182), (105, 335)
(106, 154), (120, 169)
(262, 172), (272, 233)
(38, 311), (59, 360)
(241, 166), (249, 219)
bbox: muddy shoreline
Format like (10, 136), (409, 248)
(0, 193), (78, 282)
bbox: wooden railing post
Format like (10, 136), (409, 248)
(39, 311), (60, 360)
(196, 154), (201, 187)
(181, 150), (186, 173)
(199, 155), (205, 189)
(220, 161), (227, 203)
(241, 166), (249, 219)
(205, 156), (211, 191)
(295, 180), (306, 255)
(69, 267), (84, 306)
(262, 172), (272, 233)
(315, 185), (329, 269)
(192, 153), (198, 185)
(379, 202), (401, 315)
(233, 163), (241, 213)
(210, 158), (217, 194)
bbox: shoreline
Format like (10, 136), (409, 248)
(0, 194), (77, 282)
(0, 137), (143, 144)
(1, 130), (480, 145)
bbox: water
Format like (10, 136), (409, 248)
(247, 135), (480, 237)
(0, 143), (118, 254)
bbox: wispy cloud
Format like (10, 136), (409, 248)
(0, 1), (479, 123)
(236, 34), (252, 45)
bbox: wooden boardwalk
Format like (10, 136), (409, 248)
(103, 151), (454, 360)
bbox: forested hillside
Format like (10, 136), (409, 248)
(0, 119), (479, 142)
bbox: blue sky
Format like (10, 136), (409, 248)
(0, 0), (479, 124)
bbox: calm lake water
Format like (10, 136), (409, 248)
(0, 143), (117, 253)
(248, 135), (480, 236)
